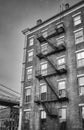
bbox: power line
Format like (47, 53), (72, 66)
(0, 84), (20, 95)
(0, 88), (19, 98)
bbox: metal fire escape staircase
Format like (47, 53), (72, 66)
(35, 23), (68, 118)
(36, 54), (67, 76)
(37, 36), (66, 57)
(41, 101), (58, 118)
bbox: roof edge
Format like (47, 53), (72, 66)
(22, 0), (84, 35)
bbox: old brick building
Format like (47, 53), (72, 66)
(0, 106), (19, 130)
(19, 1), (84, 130)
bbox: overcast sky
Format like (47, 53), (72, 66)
(0, 0), (81, 93)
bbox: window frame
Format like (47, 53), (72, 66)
(41, 43), (48, 54)
(24, 111), (30, 122)
(58, 80), (66, 98)
(25, 87), (31, 103)
(56, 36), (64, 46)
(74, 29), (84, 44)
(42, 31), (48, 38)
(29, 37), (34, 46)
(78, 76), (84, 95)
(57, 56), (65, 69)
(40, 83), (47, 100)
(26, 66), (33, 80)
(28, 49), (34, 62)
(76, 51), (84, 68)
(40, 61), (47, 76)
(73, 14), (81, 26)
(40, 110), (46, 119)
(58, 107), (67, 121)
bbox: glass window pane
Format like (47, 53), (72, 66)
(42, 31), (47, 38)
(27, 68), (32, 74)
(74, 15), (81, 26)
(57, 38), (64, 46)
(28, 51), (33, 56)
(79, 77), (84, 85)
(29, 38), (34, 46)
(82, 107), (84, 119)
(81, 52), (84, 58)
(77, 52), (84, 67)
(41, 43), (47, 54)
(41, 84), (47, 93)
(58, 81), (65, 90)
(28, 50), (33, 62)
(41, 111), (46, 119)
(26, 89), (31, 95)
(41, 63), (47, 70)
(62, 109), (66, 119)
(59, 108), (66, 119)
(75, 30), (83, 44)
(77, 53), (81, 59)
(57, 58), (65, 65)
(25, 112), (30, 120)
(80, 86), (84, 95)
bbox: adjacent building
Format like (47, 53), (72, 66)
(19, 1), (84, 130)
(0, 106), (19, 130)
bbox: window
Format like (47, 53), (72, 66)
(42, 31), (47, 38)
(24, 111), (30, 129)
(41, 43), (47, 54)
(41, 110), (46, 119)
(56, 37), (64, 46)
(73, 15), (81, 26)
(29, 38), (34, 46)
(27, 67), (33, 80)
(41, 62), (47, 76)
(28, 50), (34, 62)
(25, 88), (31, 103)
(57, 57), (65, 69)
(81, 106), (84, 119)
(75, 29), (84, 44)
(40, 110), (47, 130)
(78, 76), (84, 95)
(25, 111), (30, 120)
(81, 106), (84, 129)
(40, 83), (47, 100)
(58, 81), (66, 98)
(59, 108), (66, 120)
(24, 111), (30, 123)
(76, 51), (84, 68)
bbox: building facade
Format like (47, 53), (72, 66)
(0, 106), (19, 130)
(19, 1), (84, 130)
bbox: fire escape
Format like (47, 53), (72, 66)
(35, 23), (68, 118)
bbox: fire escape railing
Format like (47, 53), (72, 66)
(41, 102), (58, 118)
(34, 96), (58, 118)
(36, 23), (66, 59)
(35, 65), (67, 101)
(37, 23), (65, 43)
(36, 41), (66, 59)
(35, 23), (68, 118)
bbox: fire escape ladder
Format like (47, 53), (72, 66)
(43, 56), (59, 73)
(37, 35), (46, 43)
(42, 102), (51, 116)
(45, 39), (58, 51)
(59, 41), (66, 50)
(42, 102), (58, 118)
(42, 77), (59, 99)
(37, 35), (58, 51)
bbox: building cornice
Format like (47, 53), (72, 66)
(22, 1), (84, 35)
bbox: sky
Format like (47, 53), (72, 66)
(0, 0), (81, 94)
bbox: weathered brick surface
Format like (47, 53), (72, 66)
(21, 1), (84, 130)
